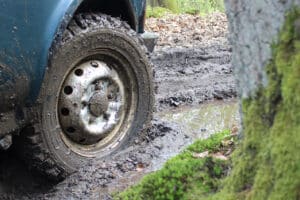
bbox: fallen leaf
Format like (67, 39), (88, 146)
(212, 153), (228, 160)
(136, 163), (145, 172)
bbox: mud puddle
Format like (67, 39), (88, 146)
(96, 99), (240, 199)
(161, 100), (239, 140)
(150, 99), (239, 171)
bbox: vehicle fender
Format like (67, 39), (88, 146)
(0, 0), (142, 110)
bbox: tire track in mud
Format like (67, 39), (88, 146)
(0, 43), (237, 200)
(153, 44), (235, 110)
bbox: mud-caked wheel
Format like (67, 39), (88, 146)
(18, 14), (153, 180)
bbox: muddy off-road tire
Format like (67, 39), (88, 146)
(17, 13), (153, 180)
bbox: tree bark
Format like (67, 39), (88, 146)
(225, 0), (300, 98)
(221, 0), (300, 199)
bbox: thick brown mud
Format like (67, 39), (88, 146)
(0, 13), (236, 199)
(153, 45), (235, 111)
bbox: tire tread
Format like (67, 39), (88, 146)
(17, 13), (153, 180)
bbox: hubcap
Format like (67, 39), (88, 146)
(58, 60), (126, 145)
(89, 91), (109, 117)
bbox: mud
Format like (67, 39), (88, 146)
(0, 14), (237, 199)
(0, 101), (238, 199)
(153, 44), (235, 110)
(0, 46), (236, 199)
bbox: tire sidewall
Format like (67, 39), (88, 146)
(39, 28), (153, 172)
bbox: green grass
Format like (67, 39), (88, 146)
(114, 130), (232, 200)
(146, 0), (225, 18)
(118, 5), (300, 200)
(146, 6), (173, 18)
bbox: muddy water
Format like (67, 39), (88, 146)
(161, 100), (239, 139)
(150, 100), (240, 171)
(98, 100), (240, 199)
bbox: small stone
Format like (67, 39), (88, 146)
(154, 144), (163, 150)
(184, 134), (190, 139)
(201, 128), (207, 132)
(0, 135), (12, 150)
(170, 98), (180, 107)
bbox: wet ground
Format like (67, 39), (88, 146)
(0, 14), (237, 199)
(0, 45), (237, 199)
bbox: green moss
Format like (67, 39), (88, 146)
(211, 8), (300, 200)
(116, 8), (300, 200)
(114, 130), (231, 200)
(187, 130), (231, 153)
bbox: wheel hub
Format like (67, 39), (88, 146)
(58, 60), (125, 145)
(89, 92), (109, 117)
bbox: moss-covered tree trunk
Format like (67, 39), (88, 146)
(221, 1), (300, 199)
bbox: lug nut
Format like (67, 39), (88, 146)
(91, 61), (98, 68)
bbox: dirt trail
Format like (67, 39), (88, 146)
(0, 13), (237, 200)
(148, 12), (235, 110)
(153, 45), (235, 110)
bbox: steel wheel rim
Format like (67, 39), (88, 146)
(57, 58), (136, 157)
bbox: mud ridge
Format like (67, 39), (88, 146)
(152, 44), (236, 110)
(35, 118), (186, 199)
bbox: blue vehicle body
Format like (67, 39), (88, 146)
(0, 0), (146, 115)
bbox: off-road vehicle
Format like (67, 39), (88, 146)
(0, 0), (154, 180)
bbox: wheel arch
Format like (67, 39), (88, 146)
(42, 0), (144, 101)
(0, 0), (145, 136)
(74, 0), (138, 31)
(52, 0), (144, 43)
